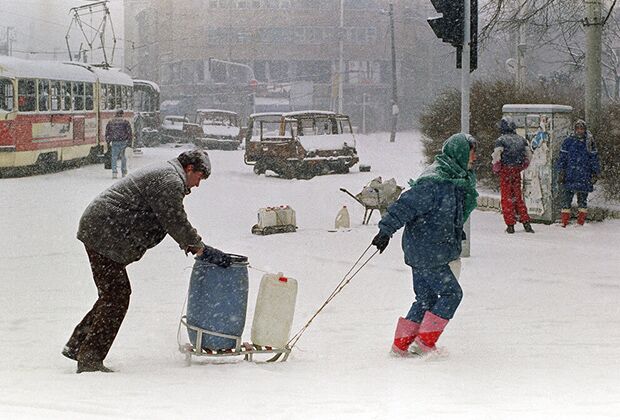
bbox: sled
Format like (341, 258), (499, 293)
(251, 224), (297, 235)
(177, 315), (291, 364)
(251, 205), (297, 235)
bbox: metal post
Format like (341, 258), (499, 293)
(362, 92), (367, 134)
(338, 0), (344, 114)
(461, 3), (471, 133)
(389, 3), (398, 142)
(461, 0), (472, 258)
(585, 0), (602, 134)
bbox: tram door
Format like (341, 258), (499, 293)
(73, 115), (85, 141)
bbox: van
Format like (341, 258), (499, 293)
(244, 110), (358, 179)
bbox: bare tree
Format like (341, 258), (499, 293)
(480, 0), (620, 100)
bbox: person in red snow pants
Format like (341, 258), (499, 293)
(499, 165), (531, 226)
(492, 117), (535, 234)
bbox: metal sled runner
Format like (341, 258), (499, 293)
(177, 316), (291, 364)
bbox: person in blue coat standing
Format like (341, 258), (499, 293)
(372, 133), (478, 357)
(556, 119), (601, 226)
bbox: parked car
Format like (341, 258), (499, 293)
(160, 115), (192, 143)
(244, 110), (359, 179)
(190, 109), (242, 150)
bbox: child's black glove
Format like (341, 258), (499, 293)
(372, 232), (390, 253)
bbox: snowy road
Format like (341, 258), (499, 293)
(1, 132), (619, 419)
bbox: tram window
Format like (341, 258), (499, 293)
(0, 78), (14, 111)
(61, 82), (72, 110)
(107, 84), (116, 109)
(18, 79), (36, 112)
(85, 83), (94, 110)
(115, 85), (122, 110)
(73, 82), (85, 110)
(38, 80), (50, 112)
(50, 81), (61, 111)
(120, 86), (126, 109)
(100, 84), (107, 110)
(127, 87), (133, 111)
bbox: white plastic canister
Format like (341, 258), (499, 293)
(334, 205), (350, 229)
(257, 206), (296, 229)
(251, 272), (298, 348)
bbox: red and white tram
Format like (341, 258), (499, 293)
(0, 56), (133, 176)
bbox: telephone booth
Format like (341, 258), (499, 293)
(502, 104), (573, 223)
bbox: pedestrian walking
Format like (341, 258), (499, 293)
(63, 149), (232, 373)
(372, 133), (478, 357)
(105, 109), (132, 178)
(491, 117), (535, 234)
(556, 119), (601, 227)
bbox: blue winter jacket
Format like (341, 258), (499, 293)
(378, 178), (465, 269)
(556, 134), (600, 192)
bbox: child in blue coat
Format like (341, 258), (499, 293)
(372, 133), (478, 357)
(556, 120), (601, 226)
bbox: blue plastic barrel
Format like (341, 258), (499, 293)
(186, 254), (249, 350)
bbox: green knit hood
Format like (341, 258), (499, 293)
(409, 133), (478, 221)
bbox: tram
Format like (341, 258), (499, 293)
(0, 56), (133, 176)
(132, 79), (162, 147)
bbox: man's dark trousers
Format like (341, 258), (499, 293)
(65, 247), (131, 363)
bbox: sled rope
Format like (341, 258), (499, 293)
(248, 264), (271, 274)
(285, 244), (378, 350)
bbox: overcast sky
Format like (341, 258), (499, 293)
(0, 0), (124, 65)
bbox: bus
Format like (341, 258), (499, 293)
(0, 56), (133, 176)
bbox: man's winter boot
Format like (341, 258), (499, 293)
(560, 210), (571, 227)
(408, 311), (449, 356)
(391, 317), (420, 356)
(77, 361), (114, 373)
(61, 345), (78, 361)
(577, 209), (588, 225)
(505, 225), (515, 234)
(523, 222), (535, 233)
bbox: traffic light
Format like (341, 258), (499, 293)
(427, 0), (463, 47)
(427, 0), (478, 72)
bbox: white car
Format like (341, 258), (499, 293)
(193, 109), (241, 150)
(160, 115), (191, 143)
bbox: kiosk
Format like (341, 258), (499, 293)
(502, 104), (573, 223)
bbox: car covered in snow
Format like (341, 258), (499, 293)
(160, 115), (192, 143)
(244, 110), (359, 179)
(191, 109), (242, 150)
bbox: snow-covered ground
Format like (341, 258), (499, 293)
(1, 132), (619, 419)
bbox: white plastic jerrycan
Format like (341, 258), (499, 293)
(251, 272), (298, 348)
(334, 205), (351, 229)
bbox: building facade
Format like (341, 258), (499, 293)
(124, 0), (424, 131)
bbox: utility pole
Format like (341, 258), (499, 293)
(338, 0), (344, 114)
(389, 2), (398, 142)
(461, 0), (472, 257)
(516, 0), (528, 90)
(585, 0), (602, 134)
(6, 27), (14, 56)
